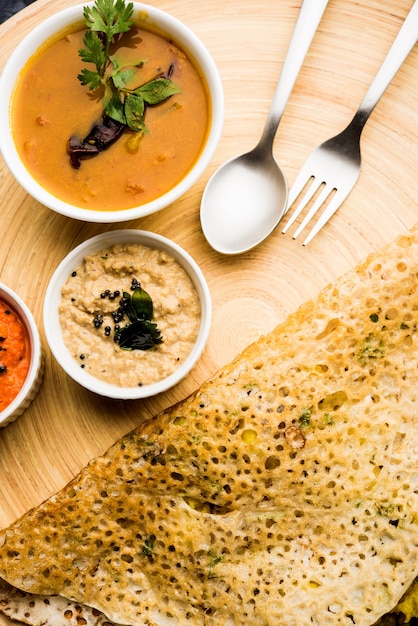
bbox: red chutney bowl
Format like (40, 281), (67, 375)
(0, 283), (44, 427)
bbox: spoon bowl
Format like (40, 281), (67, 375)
(200, 0), (329, 254)
(201, 147), (287, 255)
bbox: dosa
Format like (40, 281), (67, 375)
(0, 226), (417, 626)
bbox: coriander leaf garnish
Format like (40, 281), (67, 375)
(104, 91), (127, 125)
(69, 0), (180, 167)
(109, 65), (137, 91)
(78, 65), (103, 91)
(81, 0), (134, 82)
(78, 29), (106, 89)
(357, 332), (385, 366)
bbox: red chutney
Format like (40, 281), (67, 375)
(0, 300), (31, 412)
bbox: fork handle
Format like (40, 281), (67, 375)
(355, 0), (418, 128)
(257, 0), (329, 152)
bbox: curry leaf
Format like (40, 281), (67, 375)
(116, 320), (162, 350)
(122, 288), (152, 323)
(131, 286), (153, 321)
(113, 286), (162, 351)
(124, 94), (146, 132)
(135, 77), (181, 105)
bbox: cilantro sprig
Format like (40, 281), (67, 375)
(77, 0), (180, 133)
(78, 0), (134, 88)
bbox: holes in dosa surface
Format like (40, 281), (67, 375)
(318, 391), (347, 412)
(385, 308), (398, 321)
(315, 364), (329, 373)
(170, 472), (184, 482)
(265, 456), (281, 470)
(316, 318), (340, 340)
(230, 418), (245, 435)
(241, 429), (257, 444)
(183, 496), (233, 515)
(392, 432), (406, 452)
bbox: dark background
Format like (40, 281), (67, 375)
(0, 0), (36, 24)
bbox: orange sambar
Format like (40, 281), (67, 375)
(0, 300), (31, 412)
(12, 24), (210, 211)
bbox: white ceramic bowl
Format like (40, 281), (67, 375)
(0, 3), (224, 223)
(43, 230), (212, 399)
(0, 283), (44, 427)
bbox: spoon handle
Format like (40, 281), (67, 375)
(354, 0), (418, 128)
(258, 0), (329, 151)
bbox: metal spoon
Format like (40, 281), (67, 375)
(200, 0), (329, 255)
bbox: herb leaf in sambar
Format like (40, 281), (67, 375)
(79, 0), (134, 87)
(78, 30), (107, 85)
(124, 94), (146, 133)
(135, 77), (181, 105)
(72, 0), (181, 166)
(104, 91), (127, 125)
(84, 0), (134, 46)
(109, 61), (138, 91)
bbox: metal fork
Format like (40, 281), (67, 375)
(282, 0), (418, 245)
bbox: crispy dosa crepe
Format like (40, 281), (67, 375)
(0, 227), (418, 626)
(0, 578), (117, 626)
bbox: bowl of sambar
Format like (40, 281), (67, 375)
(0, 1), (224, 222)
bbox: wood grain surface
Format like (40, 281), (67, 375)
(0, 0), (417, 617)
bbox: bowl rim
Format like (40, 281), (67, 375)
(0, 282), (43, 424)
(43, 229), (212, 399)
(0, 1), (224, 223)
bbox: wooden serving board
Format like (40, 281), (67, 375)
(0, 0), (417, 615)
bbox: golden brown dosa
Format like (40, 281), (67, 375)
(0, 226), (418, 626)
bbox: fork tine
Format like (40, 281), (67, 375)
(301, 188), (349, 245)
(282, 176), (323, 234)
(286, 167), (314, 209)
(291, 183), (335, 240)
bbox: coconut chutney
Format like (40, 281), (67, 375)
(59, 243), (200, 387)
